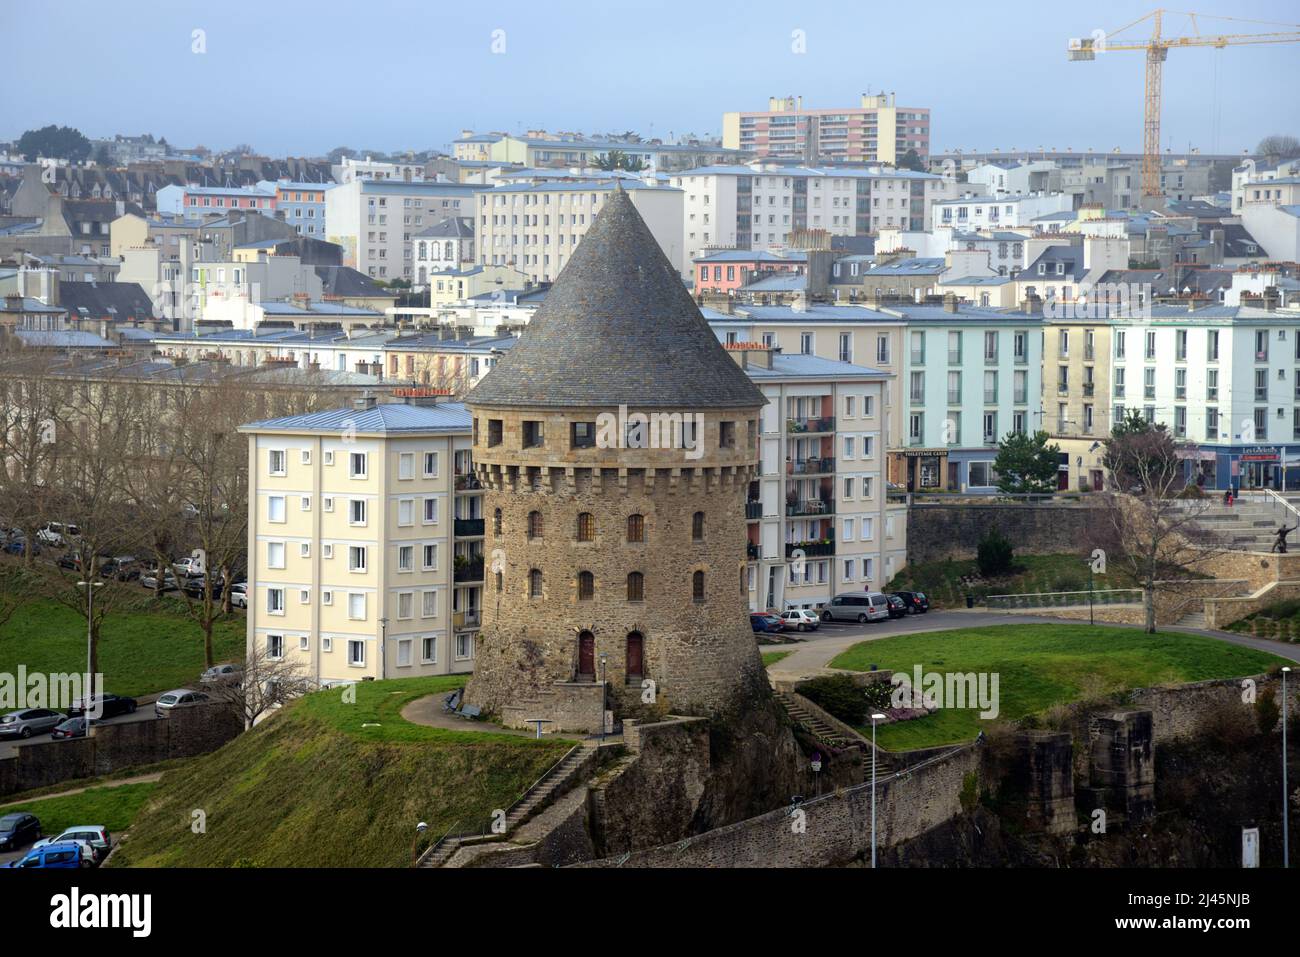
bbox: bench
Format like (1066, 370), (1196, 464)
(442, 689), (463, 713)
(456, 704), (482, 721)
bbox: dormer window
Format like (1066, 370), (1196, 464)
(1037, 263), (1046, 275)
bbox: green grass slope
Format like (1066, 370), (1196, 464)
(109, 676), (571, 867)
(830, 624), (1288, 751)
(0, 782), (157, 835)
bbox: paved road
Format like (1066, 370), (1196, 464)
(765, 608), (1300, 682)
(0, 772), (160, 865)
(0, 707), (159, 761)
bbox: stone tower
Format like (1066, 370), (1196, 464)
(465, 186), (769, 729)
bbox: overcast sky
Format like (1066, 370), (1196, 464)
(4, 0), (1298, 158)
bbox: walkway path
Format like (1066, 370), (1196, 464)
(765, 608), (1300, 683)
(0, 772), (164, 807)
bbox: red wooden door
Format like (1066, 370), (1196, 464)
(577, 631), (595, 678)
(626, 632), (644, 678)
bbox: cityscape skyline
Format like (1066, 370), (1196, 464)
(5, 0), (1299, 159)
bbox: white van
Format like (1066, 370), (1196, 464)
(820, 592), (891, 623)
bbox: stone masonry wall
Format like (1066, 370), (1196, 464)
(906, 503), (1097, 565)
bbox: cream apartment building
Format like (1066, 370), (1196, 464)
(240, 396), (484, 686)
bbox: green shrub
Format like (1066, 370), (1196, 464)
(977, 528), (1015, 578)
(1257, 688), (1281, 734)
(798, 674), (869, 726)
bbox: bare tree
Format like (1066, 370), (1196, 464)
(1091, 425), (1225, 633)
(206, 645), (316, 730)
(0, 351), (69, 563)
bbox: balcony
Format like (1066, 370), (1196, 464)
(787, 457), (835, 475)
(787, 416), (835, 434)
(454, 518), (485, 537)
(746, 542), (760, 560)
(455, 473), (482, 491)
(786, 499), (834, 518)
(786, 539), (835, 558)
(1082, 383), (1095, 397)
(452, 610), (482, 630)
(453, 558), (484, 583)
(745, 501), (763, 520)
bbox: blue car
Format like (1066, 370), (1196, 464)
(750, 613), (784, 634)
(5, 841), (88, 868)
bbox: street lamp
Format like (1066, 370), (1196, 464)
(1084, 556), (1095, 626)
(599, 653), (609, 742)
(76, 580), (103, 704)
(810, 750), (823, 798)
(378, 617), (388, 682)
(412, 821), (427, 867)
(1284, 666), (1292, 869)
(870, 712), (887, 868)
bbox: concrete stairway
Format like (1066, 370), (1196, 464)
(1175, 610), (1208, 629)
(1187, 500), (1281, 551)
(418, 743), (595, 869)
(775, 691), (852, 749)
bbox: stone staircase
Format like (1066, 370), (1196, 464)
(774, 690), (892, 783)
(1189, 500), (1283, 551)
(1175, 610), (1207, 629)
(418, 743), (595, 869)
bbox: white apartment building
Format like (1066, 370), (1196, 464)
(326, 179), (482, 281)
(932, 192), (1074, 231)
(725, 345), (905, 611)
(239, 397), (484, 686)
(674, 164), (956, 265)
(475, 180), (684, 282)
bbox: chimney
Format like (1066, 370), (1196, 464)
(1263, 285), (1281, 311)
(352, 393), (378, 411)
(942, 292), (959, 313)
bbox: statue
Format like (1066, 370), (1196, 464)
(1272, 524), (1295, 554)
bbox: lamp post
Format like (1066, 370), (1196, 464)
(870, 712), (887, 868)
(1085, 557), (1095, 626)
(599, 652), (609, 742)
(412, 821), (427, 867)
(810, 751), (823, 798)
(378, 617), (388, 681)
(76, 580), (103, 704)
(1284, 666), (1292, 869)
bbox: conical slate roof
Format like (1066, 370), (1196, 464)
(467, 185), (766, 410)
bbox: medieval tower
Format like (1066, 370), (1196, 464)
(464, 185), (769, 730)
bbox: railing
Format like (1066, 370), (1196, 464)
(985, 588), (1142, 610)
(1082, 383), (1095, 397)
(1239, 488), (1300, 525)
(786, 499), (835, 517)
(503, 744), (581, 824)
(454, 518), (485, 537)
(787, 416), (835, 434)
(454, 558), (484, 582)
(455, 473), (482, 491)
(453, 610), (482, 629)
(786, 540), (834, 558)
(746, 542), (760, 560)
(788, 457), (835, 475)
(745, 501), (763, 519)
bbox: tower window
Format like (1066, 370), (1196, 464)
(486, 419), (503, 447)
(576, 512), (595, 542)
(627, 571), (644, 602)
(522, 420), (545, 448)
(692, 511), (705, 541)
(494, 571), (502, 593)
(692, 570), (705, 602)
(571, 421), (596, 449)
(493, 508), (502, 537)
(528, 510), (543, 539)
(719, 421), (735, 448)
(529, 569), (543, 598)
(577, 571), (594, 600)
(626, 514), (644, 543)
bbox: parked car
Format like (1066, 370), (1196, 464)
(100, 556), (141, 581)
(173, 556), (204, 578)
(3, 536), (38, 556)
(4, 842), (90, 869)
(50, 716), (91, 740)
(0, 813), (41, 851)
(820, 593), (891, 623)
(228, 582), (248, 608)
(67, 693), (137, 719)
(154, 689), (211, 718)
(199, 663), (243, 687)
(885, 594), (908, 619)
(56, 552), (84, 571)
(181, 576), (223, 600)
(139, 568), (178, 592)
(0, 708), (65, 739)
(33, 826), (111, 864)
(893, 590), (931, 614)
(36, 522), (80, 547)
(750, 612), (784, 634)
(780, 609), (821, 632)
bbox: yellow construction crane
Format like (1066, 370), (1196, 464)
(1068, 9), (1300, 202)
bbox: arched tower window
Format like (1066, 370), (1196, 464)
(577, 571), (594, 600)
(692, 511), (705, 541)
(626, 571), (644, 602)
(494, 571), (503, 593)
(529, 568), (543, 598)
(527, 510), (543, 539)
(692, 570), (705, 602)
(576, 512), (595, 542)
(626, 514), (644, 543)
(493, 508), (502, 537)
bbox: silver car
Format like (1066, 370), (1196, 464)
(154, 689), (211, 718)
(820, 593), (891, 624)
(0, 708), (65, 739)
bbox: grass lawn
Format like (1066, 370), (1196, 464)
(762, 651), (792, 668)
(0, 781), (157, 835)
(0, 586), (244, 699)
(111, 676), (572, 867)
(830, 624), (1287, 751)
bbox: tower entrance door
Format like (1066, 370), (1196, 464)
(577, 631), (595, 680)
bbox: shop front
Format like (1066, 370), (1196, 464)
(889, 448), (950, 492)
(1208, 446), (1300, 492)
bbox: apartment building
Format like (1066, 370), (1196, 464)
(156, 184), (276, 217)
(674, 164), (954, 263)
(239, 396), (484, 686)
(412, 217), (475, 284)
(932, 192), (1074, 230)
(722, 94), (931, 166)
(326, 179), (481, 281)
(452, 131), (746, 171)
(257, 180), (334, 237)
(475, 179), (684, 282)
(730, 345), (906, 611)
